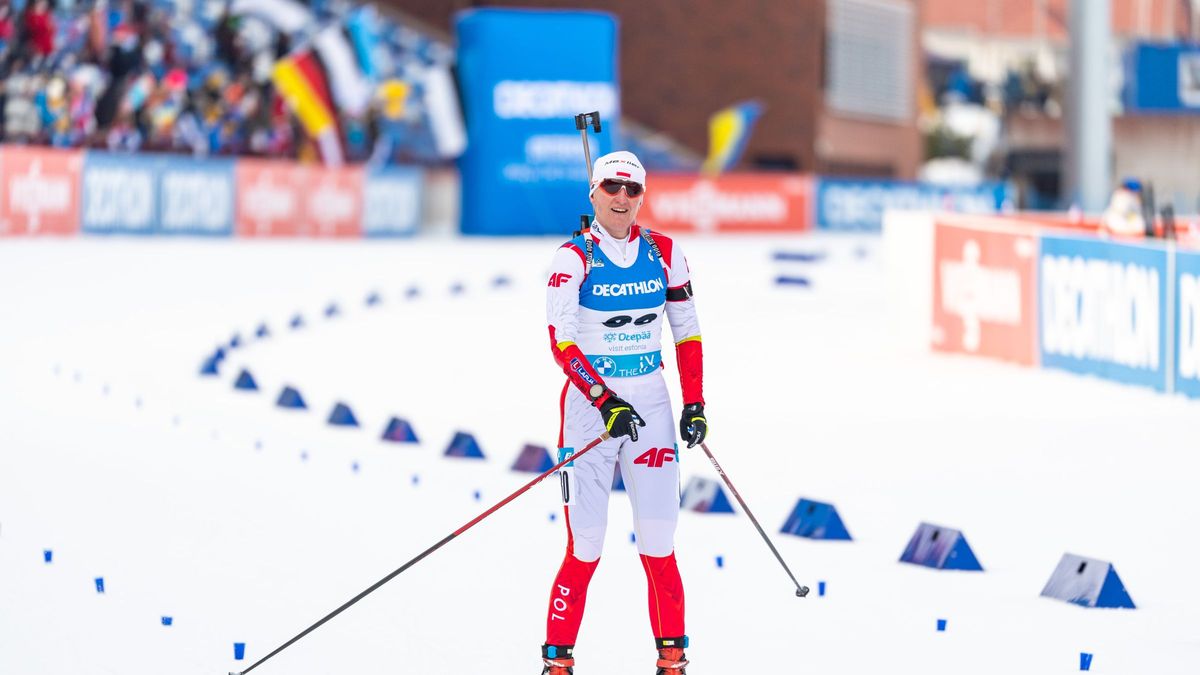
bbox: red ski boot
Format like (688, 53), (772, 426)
(655, 636), (689, 674)
(541, 644), (574, 675)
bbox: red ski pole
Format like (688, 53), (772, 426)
(231, 431), (611, 675)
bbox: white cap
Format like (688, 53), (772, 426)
(590, 151), (646, 196)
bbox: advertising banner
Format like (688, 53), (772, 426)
(81, 152), (159, 234)
(931, 220), (1038, 365)
(1176, 249), (1200, 398)
(363, 167), (422, 237)
(1039, 235), (1169, 391)
(0, 146), (82, 236)
(158, 156), (236, 236)
(1123, 42), (1200, 113)
(236, 159), (363, 237)
(816, 177), (1007, 231)
(638, 174), (812, 234)
(456, 9), (617, 235)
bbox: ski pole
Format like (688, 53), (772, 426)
(574, 111), (602, 235)
(574, 110), (601, 182)
(699, 442), (810, 598)
(230, 431), (612, 675)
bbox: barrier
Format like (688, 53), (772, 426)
(932, 220), (1038, 365)
(381, 417), (419, 443)
(816, 177), (1006, 231)
(0, 146), (82, 235)
(512, 444), (554, 473)
(1176, 250), (1200, 398)
(891, 210), (1200, 400)
(445, 431), (486, 459)
(639, 174), (813, 234)
(1039, 235), (1170, 392)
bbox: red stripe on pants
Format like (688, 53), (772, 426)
(640, 552), (685, 638)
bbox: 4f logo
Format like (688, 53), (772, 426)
(634, 447), (675, 468)
(548, 272), (573, 288)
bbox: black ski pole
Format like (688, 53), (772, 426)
(229, 431), (612, 675)
(699, 442), (810, 598)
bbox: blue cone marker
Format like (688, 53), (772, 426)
(937, 619), (947, 632)
(254, 440), (262, 451)
(630, 532), (636, 544)
(818, 581), (826, 597)
(161, 616), (173, 626)
(352, 462), (360, 473)
(234, 643), (246, 660)
(300, 450), (309, 462)
(1080, 653), (1093, 671)
(411, 474), (420, 486)
(95, 577), (105, 593)
(549, 513), (557, 523)
(715, 555), (724, 569)
(43, 550), (52, 563)
(473, 490), (481, 501)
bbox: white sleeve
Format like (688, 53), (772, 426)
(664, 241), (701, 343)
(546, 246), (586, 345)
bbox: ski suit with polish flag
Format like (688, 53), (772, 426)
(544, 221), (704, 645)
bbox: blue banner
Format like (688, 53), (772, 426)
(81, 152), (234, 236)
(815, 177), (1008, 231)
(363, 167), (423, 237)
(157, 156), (235, 236)
(1176, 249), (1200, 398)
(455, 9), (618, 235)
(1038, 235), (1170, 391)
(81, 153), (159, 234)
(1123, 42), (1200, 113)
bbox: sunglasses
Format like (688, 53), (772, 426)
(598, 179), (644, 197)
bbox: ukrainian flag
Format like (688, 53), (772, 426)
(702, 100), (764, 175)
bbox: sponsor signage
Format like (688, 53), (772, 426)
(639, 174), (812, 234)
(0, 146), (82, 235)
(816, 177), (1007, 231)
(159, 156), (235, 236)
(363, 166), (422, 237)
(82, 152), (235, 235)
(456, 9), (617, 235)
(931, 221), (1038, 365)
(1038, 235), (1169, 391)
(236, 159), (363, 237)
(1123, 42), (1200, 113)
(1176, 249), (1200, 398)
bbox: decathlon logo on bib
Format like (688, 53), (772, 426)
(592, 279), (664, 297)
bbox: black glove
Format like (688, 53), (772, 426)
(679, 403), (707, 448)
(598, 393), (646, 441)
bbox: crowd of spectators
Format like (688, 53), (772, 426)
(0, 0), (452, 165)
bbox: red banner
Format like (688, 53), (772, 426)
(638, 173), (812, 234)
(0, 146), (83, 236)
(932, 220), (1038, 365)
(235, 160), (364, 237)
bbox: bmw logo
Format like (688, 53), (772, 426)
(593, 357), (617, 376)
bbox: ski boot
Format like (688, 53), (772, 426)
(541, 644), (575, 675)
(655, 636), (689, 674)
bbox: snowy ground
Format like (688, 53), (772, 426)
(0, 234), (1196, 675)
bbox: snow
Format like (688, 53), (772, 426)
(0, 234), (1196, 674)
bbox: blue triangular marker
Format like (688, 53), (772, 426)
(381, 417), (419, 443)
(290, 314), (305, 329)
(233, 370), (258, 391)
(229, 334), (242, 349)
(444, 431), (485, 459)
(780, 499), (852, 540)
(327, 402), (359, 427)
(365, 291), (382, 306)
(199, 355), (220, 376)
(276, 386), (307, 409)
(512, 444), (554, 472)
(255, 323), (270, 339)
(324, 303), (340, 318)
